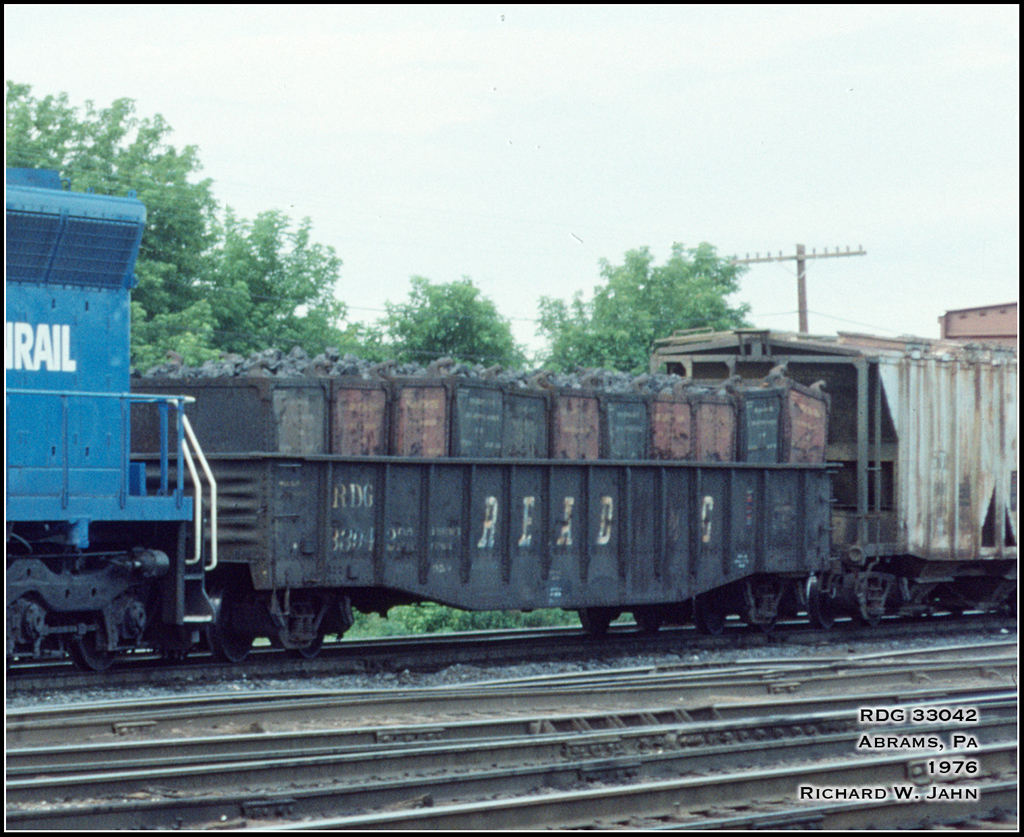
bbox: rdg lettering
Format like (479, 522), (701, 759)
(333, 482), (374, 508)
(859, 708), (906, 724)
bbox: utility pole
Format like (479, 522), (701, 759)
(731, 244), (866, 333)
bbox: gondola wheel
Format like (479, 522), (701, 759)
(807, 576), (837, 630)
(206, 586), (254, 664)
(693, 594), (727, 636)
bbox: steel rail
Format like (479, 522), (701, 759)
(6, 702), (1016, 828)
(254, 742), (1019, 831)
(640, 779), (1019, 830)
(6, 611), (1014, 692)
(7, 657), (1016, 748)
(8, 689), (1015, 775)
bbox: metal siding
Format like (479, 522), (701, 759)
(330, 382), (388, 455)
(132, 379), (329, 454)
(738, 390), (781, 463)
(6, 182), (146, 289)
(728, 469), (761, 575)
(390, 382), (450, 457)
(547, 466), (585, 603)
(584, 466), (620, 599)
(327, 462), (378, 586)
(692, 398), (737, 462)
(502, 390), (549, 457)
(886, 354), (1016, 561)
(602, 396), (650, 459)
(423, 466), (469, 598)
(272, 386), (327, 454)
(201, 456), (831, 610)
(270, 461), (323, 587)
(379, 463), (423, 590)
(692, 468), (728, 591)
(650, 397), (693, 460)
(785, 387), (829, 463)
(624, 468), (658, 597)
(506, 466), (550, 604)
(453, 385), (503, 457)
(7, 284), (130, 395)
(663, 468), (695, 600)
(550, 393), (601, 459)
(464, 464), (507, 603)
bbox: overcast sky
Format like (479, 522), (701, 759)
(6, 5), (1019, 357)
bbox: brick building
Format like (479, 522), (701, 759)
(939, 302), (1017, 348)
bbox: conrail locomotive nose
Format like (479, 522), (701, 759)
(6, 167), (211, 671)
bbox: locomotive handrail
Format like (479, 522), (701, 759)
(6, 388), (196, 508)
(6, 388), (197, 402)
(6, 388), (214, 567)
(181, 413), (217, 571)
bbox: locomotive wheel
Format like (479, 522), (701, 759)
(578, 607), (617, 636)
(693, 594), (727, 636)
(207, 587), (254, 664)
(69, 624), (115, 672)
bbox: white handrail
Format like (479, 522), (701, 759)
(181, 443), (203, 565)
(181, 414), (218, 572)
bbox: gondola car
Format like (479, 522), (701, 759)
(131, 374), (834, 660)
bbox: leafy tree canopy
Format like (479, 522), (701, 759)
(205, 209), (348, 356)
(538, 242), (751, 373)
(6, 81), (217, 325)
(6, 82), (353, 368)
(381, 276), (527, 367)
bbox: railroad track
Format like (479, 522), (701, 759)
(7, 641), (1018, 830)
(6, 610), (1015, 695)
(7, 639), (1018, 746)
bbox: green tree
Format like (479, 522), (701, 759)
(6, 82), (356, 368)
(538, 243), (751, 373)
(381, 276), (527, 367)
(6, 82), (219, 364)
(130, 299), (219, 372)
(205, 209), (348, 356)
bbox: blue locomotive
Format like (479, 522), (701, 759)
(5, 168), (212, 670)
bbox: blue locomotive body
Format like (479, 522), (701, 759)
(5, 169), (211, 669)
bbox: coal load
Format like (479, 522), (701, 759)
(133, 348), (827, 463)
